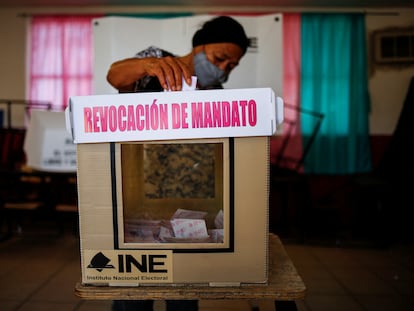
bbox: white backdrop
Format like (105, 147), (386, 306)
(93, 14), (283, 96)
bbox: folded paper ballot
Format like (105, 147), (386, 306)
(123, 209), (222, 243)
(182, 76), (197, 91)
(159, 225), (173, 241)
(171, 219), (209, 239)
(208, 229), (224, 243)
(172, 208), (208, 220)
(164, 76), (197, 92)
(214, 209), (224, 229)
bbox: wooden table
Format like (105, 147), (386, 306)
(75, 234), (306, 309)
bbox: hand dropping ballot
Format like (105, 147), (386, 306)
(164, 76), (197, 92)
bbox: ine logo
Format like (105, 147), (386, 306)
(87, 252), (115, 272)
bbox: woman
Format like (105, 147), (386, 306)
(107, 15), (249, 93)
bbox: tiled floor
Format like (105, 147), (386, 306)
(0, 219), (413, 311)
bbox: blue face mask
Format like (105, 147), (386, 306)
(194, 52), (228, 88)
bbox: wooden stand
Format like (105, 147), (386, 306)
(75, 234), (305, 309)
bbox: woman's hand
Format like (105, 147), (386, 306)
(107, 56), (193, 92)
(143, 56), (192, 91)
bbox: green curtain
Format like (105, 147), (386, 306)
(300, 13), (372, 174)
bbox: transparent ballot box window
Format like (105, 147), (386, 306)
(116, 138), (232, 251)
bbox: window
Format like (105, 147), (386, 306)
(372, 27), (414, 64)
(28, 15), (100, 110)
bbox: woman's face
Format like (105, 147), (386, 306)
(202, 42), (244, 75)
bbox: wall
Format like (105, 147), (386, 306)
(92, 15), (282, 95)
(0, 6), (413, 132)
(366, 12), (414, 135)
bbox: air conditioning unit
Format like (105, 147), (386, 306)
(372, 27), (414, 64)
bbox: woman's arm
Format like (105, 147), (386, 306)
(106, 56), (192, 92)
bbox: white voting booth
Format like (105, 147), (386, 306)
(24, 110), (77, 173)
(92, 14), (283, 95)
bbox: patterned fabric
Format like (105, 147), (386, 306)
(144, 143), (216, 199)
(133, 46), (175, 92)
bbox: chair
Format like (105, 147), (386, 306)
(0, 100), (60, 239)
(269, 104), (324, 242)
(0, 128), (46, 238)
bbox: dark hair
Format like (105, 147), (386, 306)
(192, 16), (249, 55)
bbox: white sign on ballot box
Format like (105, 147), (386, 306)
(66, 87), (283, 144)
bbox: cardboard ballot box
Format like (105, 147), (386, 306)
(66, 88), (283, 286)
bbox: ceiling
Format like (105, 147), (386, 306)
(1, 0), (413, 10)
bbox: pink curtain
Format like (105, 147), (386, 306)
(270, 13), (303, 172)
(29, 15), (101, 110)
